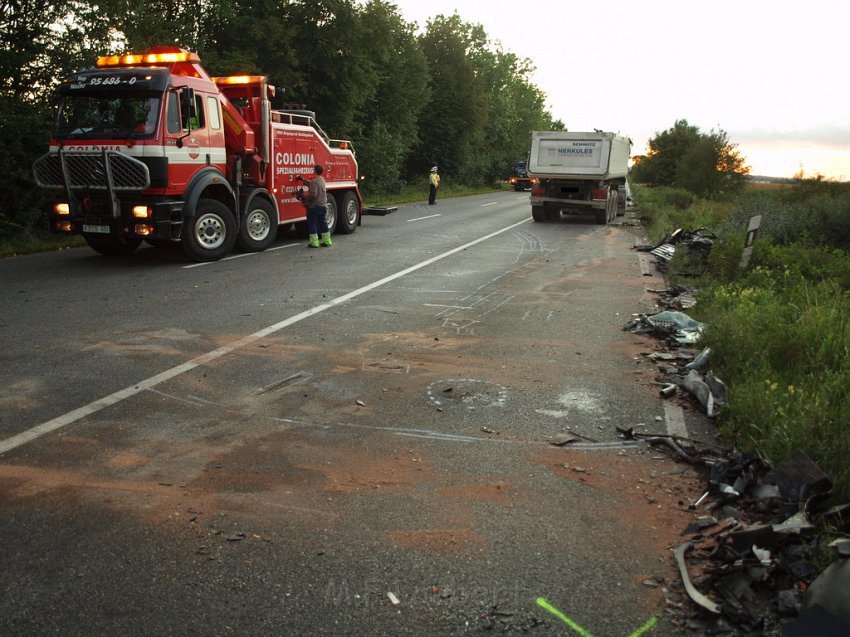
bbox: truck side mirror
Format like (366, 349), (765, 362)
(177, 87), (196, 148)
(181, 88), (196, 125)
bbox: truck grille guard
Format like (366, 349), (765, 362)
(33, 148), (151, 219)
(33, 149), (150, 192)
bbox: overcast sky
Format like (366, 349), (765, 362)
(388, 0), (849, 180)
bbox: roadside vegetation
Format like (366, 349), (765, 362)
(632, 122), (850, 499)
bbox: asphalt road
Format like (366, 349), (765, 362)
(0, 192), (711, 636)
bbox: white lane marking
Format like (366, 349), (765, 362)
(481, 202), (498, 207)
(183, 242), (300, 268)
(664, 402), (688, 438)
(407, 214), (441, 222)
(0, 217), (533, 455)
(268, 243), (301, 251)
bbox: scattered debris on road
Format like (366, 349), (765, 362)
(635, 227), (717, 271)
(623, 242), (849, 635)
(623, 434), (850, 635)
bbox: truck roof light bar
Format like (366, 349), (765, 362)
(212, 75), (265, 86)
(96, 50), (201, 68)
(212, 76), (275, 97)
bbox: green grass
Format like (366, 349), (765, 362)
(0, 231), (84, 258)
(634, 182), (850, 499)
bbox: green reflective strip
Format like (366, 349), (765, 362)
(535, 597), (595, 637)
(535, 597), (658, 637)
(628, 613), (659, 637)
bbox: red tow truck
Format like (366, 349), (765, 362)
(32, 46), (362, 261)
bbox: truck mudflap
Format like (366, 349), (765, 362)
(530, 197), (613, 224)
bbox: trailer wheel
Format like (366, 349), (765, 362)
(324, 193), (338, 235)
(531, 206), (545, 222)
(236, 198), (277, 252)
(84, 235), (142, 256)
(336, 191), (359, 234)
(182, 198), (237, 262)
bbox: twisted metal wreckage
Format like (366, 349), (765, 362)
(623, 228), (850, 635)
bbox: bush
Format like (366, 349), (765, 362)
(641, 180), (850, 499)
(697, 273), (850, 494)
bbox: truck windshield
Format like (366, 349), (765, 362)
(55, 95), (161, 140)
(513, 162), (528, 178)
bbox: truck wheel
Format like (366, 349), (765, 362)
(336, 191), (359, 234)
(182, 198), (237, 262)
(324, 193), (338, 235)
(595, 210), (607, 225)
(84, 235), (142, 256)
(236, 198), (277, 252)
(532, 206), (545, 222)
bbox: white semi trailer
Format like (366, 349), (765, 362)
(527, 131), (631, 225)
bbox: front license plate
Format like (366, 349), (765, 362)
(83, 224), (110, 234)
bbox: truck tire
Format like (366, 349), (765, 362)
(531, 206), (545, 222)
(324, 192), (338, 235)
(182, 198), (237, 262)
(595, 210), (607, 225)
(236, 198), (276, 252)
(84, 234), (142, 256)
(336, 191), (359, 234)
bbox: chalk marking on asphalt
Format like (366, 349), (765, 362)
(535, 597), (659, 637)
(664, 402), (688, 439)
(267, 416), (642, 448)
(407, 213), (441, 222)
(0, 217), (532, 456)
(480, 202), (498, 207)
(423, 304), (474, 310)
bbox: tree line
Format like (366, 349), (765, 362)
(0, 0), (563, 237)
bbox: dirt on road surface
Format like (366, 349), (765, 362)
(0, 205), (717, 636)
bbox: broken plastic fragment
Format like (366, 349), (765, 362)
(685, 347), (711, 370)
(682, 369), (717, 416)
(672, 542), (721, 614)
